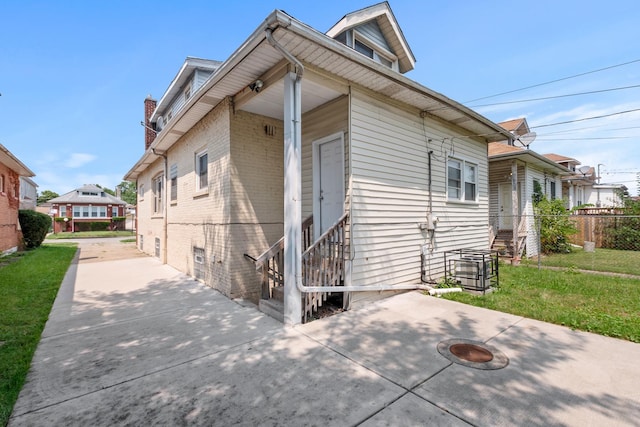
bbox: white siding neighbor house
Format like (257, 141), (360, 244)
(125, 2), (512, 324)
(488, 118), (569, 259)
(543, 153), (626, 209)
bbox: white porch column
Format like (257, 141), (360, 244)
(511, 160), (519, 259)
(283, 69), (302, 326)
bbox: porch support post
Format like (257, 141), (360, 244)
(283, 69), (302, 326)
(511, 160), (519, 259)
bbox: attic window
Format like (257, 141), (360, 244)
(184, 84), (192, 101)
(352, 31), (398, 71)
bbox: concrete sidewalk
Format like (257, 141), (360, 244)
(9, 240), (640, 426)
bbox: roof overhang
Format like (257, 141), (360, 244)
(125, 9), (512, 181)
(0, 144), (35, 177)
(489, 147), (571, 175)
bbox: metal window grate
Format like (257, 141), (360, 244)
(193, 247), (205, 280)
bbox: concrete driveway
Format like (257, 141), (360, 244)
(8, 238), (640, 426)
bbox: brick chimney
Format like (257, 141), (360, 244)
(144, 94), (157, 150)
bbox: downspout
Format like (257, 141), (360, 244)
(265, 27), (456, 300)
(152, 148), (168, 264)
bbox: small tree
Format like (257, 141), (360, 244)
(116, 181), (137, 205)
(534, 198), (577, 254)
(18, 210), (51, 249)
(37, 190), (59, 205)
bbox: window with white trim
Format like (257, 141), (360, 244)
(112, 206), (118, 217)
(447, 158), (477, 202)
(153, 174), (164, 214)
(195, 150), (208, 191)
(59, 205), (67, 217)
(352, 31), (398, 71)
(138, 184), (144, 200)
(170, 163), (178, 201)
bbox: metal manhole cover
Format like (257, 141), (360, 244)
(449, 343), (494, 363)
(438, 339), (509, 370)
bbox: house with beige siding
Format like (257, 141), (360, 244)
(488, 118), (569, 259)
(125, 2), (512, 324)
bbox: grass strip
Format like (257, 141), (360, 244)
(522, 247), (640, 276)
(443, 264), (640, 343)
(0, 244), (77, 425)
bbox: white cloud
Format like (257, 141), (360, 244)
(64, 153), (96, 168)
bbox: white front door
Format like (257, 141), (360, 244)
(499, 183), (513, 229)
(313, 133), (345, 239)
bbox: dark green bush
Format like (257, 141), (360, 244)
(18, 210), (51, 249)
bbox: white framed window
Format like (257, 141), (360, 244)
(195, 150), (208, 191)
(0, 174), (4, 193)
(112, 206), (118, 217)
(153, 174), (164, 214)
(447, 157), (477, 202)
(170, 163), (178, 201)
(138, 184), (145, 200)
(59, 205), (67, 217)
(352, 30), (398, 71)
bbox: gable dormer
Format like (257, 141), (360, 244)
(150, 57), (222, 133)
(326, 2), (415, 74)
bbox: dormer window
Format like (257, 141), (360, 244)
(346, 30), (398, 71)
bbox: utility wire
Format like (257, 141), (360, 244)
(530, 108), (640, 129)
(464, 58), (640, 103)
(469, 84), (640, 108)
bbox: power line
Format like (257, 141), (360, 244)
(535, 136), (633, 141)
(468, 84), (640, 108)
(530, 108), (640, 129)
(464, 58), (640, 103)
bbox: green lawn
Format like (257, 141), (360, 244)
(522, 247), (640, 276)
(443, 263), (640, 343)
(46, 230), (134, 239)
(0, 244), (77, 425)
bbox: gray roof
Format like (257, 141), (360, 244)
(49, 184), (127, 205)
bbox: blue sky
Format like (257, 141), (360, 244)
(2, 0), (639, 196)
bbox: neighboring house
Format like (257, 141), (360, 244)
(125, 2), (512, 324)
(0, 143), (35, 254)
(543, 153), (626, 209)
(48, 184), (127, 233)
(19, 176), (38, 210)
(488, 118), (569, 258)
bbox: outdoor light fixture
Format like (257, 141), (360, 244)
(249, 79), (264, 93)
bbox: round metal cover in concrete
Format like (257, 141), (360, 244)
(437, 338), (509, 370)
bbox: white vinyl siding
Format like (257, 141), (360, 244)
(349, 90), (489, 292)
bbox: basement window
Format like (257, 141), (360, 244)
(193, 247), (205, 280)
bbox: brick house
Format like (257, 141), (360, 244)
(0, 143), (36, 254)
(125, 3), (512, 324)
(48, 184), (127, 233)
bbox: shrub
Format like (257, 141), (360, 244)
(534, 198), (577, 254)
(18, 210), (51, 249)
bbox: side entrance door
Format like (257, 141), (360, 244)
(313, 133), (345, 239)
